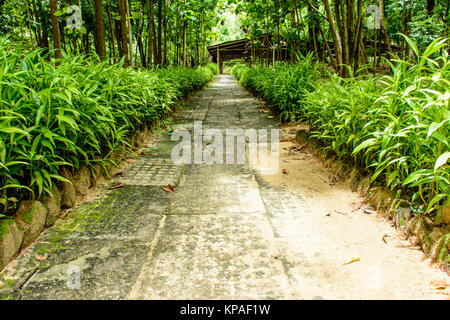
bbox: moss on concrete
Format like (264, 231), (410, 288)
(436, 234), (449, 264)
(0, 220), (12, 242)
(21, 206), (36, 225)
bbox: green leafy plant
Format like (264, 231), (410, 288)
(0, 39), (214, 214)
(233, 37), (449, 214)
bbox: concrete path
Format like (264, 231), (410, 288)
(1, 75), (448, 300)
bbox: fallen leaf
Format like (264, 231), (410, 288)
(430, 280), (449, 290)
(162, 185), (174, 192)
(34, 255), (48, 261)
(349, 201), (364, 212)
(59, 208), (73, 219)
(334, 209), (348, 217)
(363, 205), (377, 215)
(108, 184), (124, 190)
(280, 138), (291, 142)
(343, 257), (360, 265)
(151, 153), (159, 156)
(382, 234), (390, 244)
(154, 166), (162, 169)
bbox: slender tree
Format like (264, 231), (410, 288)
(118, 0), (130, 66)
(94, 0), (107, 60)
(50, 0), (62, 59)
(156, 0), (163, 66)
(106, 4), (117, 63)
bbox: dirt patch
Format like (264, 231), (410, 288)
(259, 123), (450, 299)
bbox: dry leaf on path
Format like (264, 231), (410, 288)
(108, 184), (124, 190)
(34, 255), (48, 261)
(60, 208), (73, 219)
(343, 257), (360, 265)
(349, 201), (364, 212)
(163, 185), (174, 192)
(363, 205), (377, 215)
(382, 234), (390, 244)
(280, 138), (291, 142)
(430, 280), (449, 290)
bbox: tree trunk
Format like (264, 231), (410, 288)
(107, 5), (117, 63)
(94, 0), (107, 60)
(322, 0), (343, 74)
(163, 0), (167, 66)
(136, 3), (146, 67)
(379, 0), (393, 59)
(346, 0), (355, 64)
(317, 20), (338, 72)
(125, 0), (135, 67)
(339, 0), (349, 68)
(291, 7), (297, 60)
(182, 18), (187, 67)
(50, 0), (62, 60)
(274, 0), (281, 60)
(353, 0), (364, 70)
(148, 0), (157, 66)
(156, 0), (163, 66)
(118, 0), (129, 66)
(31, 0), (43, 47)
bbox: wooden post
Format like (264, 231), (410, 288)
(217, 46), (221, 74)
(273, 46), (275, 65)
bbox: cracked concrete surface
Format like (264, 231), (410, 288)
(1, 75), (448, 300)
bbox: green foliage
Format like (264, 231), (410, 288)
(0, 40), (213, 213)
(233, 38), (450, 214)
(232, 53), (322, 121)
(205, 63), (220, 75)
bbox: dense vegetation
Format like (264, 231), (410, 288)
(0, 0), (448, 218)
(0, 0), (225, 68)
(0, 40), (216, 215)
(233, 37), (449, 214)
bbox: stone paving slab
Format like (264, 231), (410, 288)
(120, 159), (184, 187)
(257, 185), (310, 238)
(128, 214), (291, 299)
(17, 239), (151, 300)
(43, 186), (167, 242)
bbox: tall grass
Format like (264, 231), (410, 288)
(233, 38), (449, 214)
(0, 39), (215, 214)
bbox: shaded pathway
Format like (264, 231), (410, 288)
(1, 75), (448, 300)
